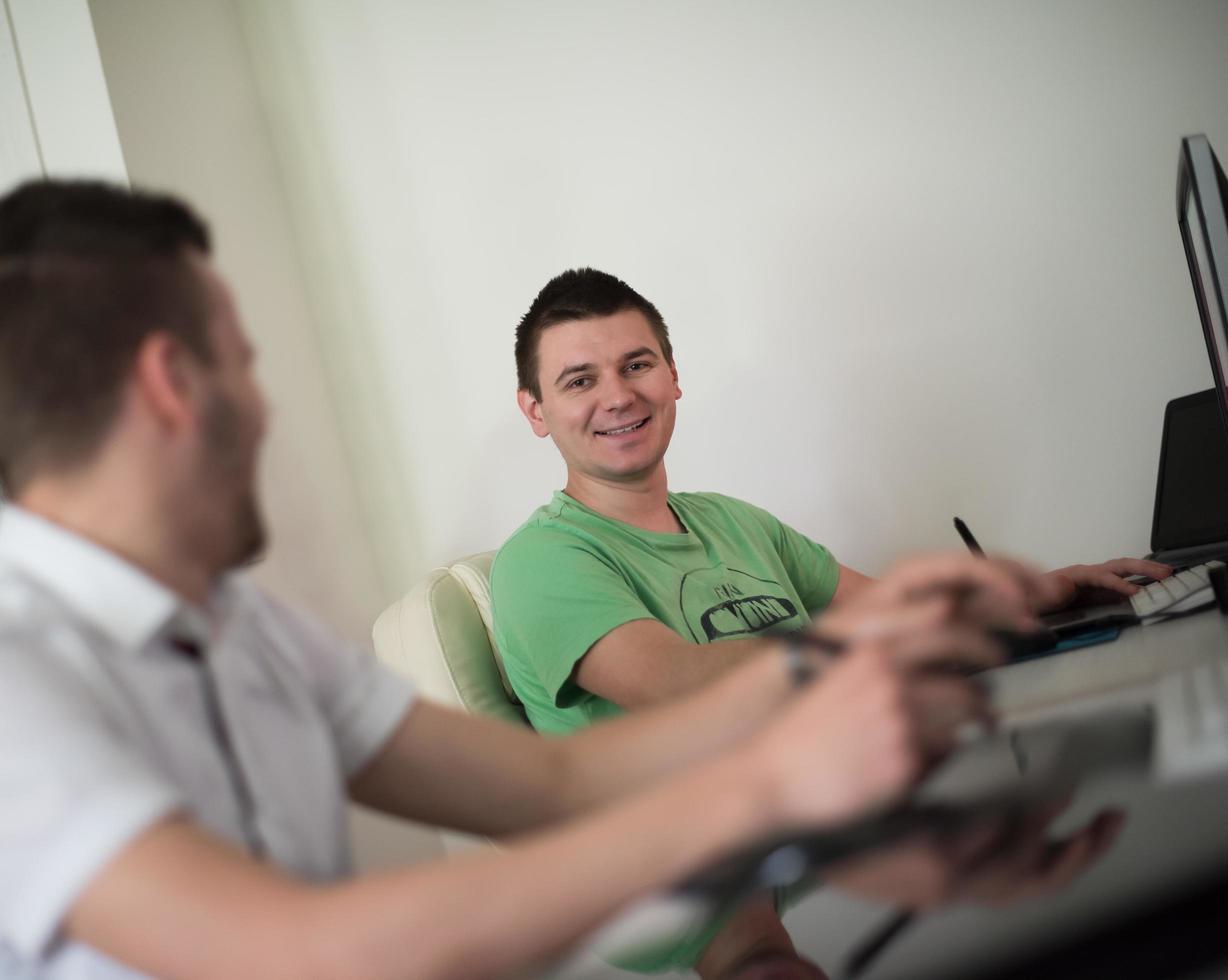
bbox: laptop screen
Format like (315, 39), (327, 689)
(1152, 389), (1228, 552)
(1177, 136), (1228, 431)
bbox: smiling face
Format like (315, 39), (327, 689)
(517, 308), (682, 490)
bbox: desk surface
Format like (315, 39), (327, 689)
(559, 609), (1228, 980)
(782, 607), (1228, 980)
(992, 606), (1228, 723)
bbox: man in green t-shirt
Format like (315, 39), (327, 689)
(493, 268), (1168, 734)
(491, 267), (1168, 977)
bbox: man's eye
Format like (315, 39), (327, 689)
(567, 377), (591, 390)
(626, 361), (650, 373)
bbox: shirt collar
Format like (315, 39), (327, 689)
(0, 504), (194, 653)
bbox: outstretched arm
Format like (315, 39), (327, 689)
(354, 554), (1036, 836)
(71, 620), (986, 980)
(350, 648), (799, 837)
(571, 562), (882, 708)
(62, 554), (1110, 980)
(833, 554), (1178, 615)
(69, 744), (775, 980)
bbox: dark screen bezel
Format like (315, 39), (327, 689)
(1176, 135), (1228, 437)
(1150, 388), (1228, 552)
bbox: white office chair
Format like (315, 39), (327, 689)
(373, 551), (526, 728)
(372, 551), (527, 856)
(372, 552), (693, 977)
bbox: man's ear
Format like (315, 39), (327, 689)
(669, 359), (681, 400)
(132, 333), (202, 432)
(516, 388), (551, 438)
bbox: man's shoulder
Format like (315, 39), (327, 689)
(670, 490), (779, 527)
(495, 496), (612, 565)
(0, 573), (113, 716)
(671, 489), (756, 510)
(218, 574), (359, 673)
(491, 499), (639, 609)
(502, 494), (576, 537)
(0, 566), (82, 650)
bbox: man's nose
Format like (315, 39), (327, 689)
(600, 374), (634, 411)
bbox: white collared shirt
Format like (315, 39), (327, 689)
(0, 506), (415, 979)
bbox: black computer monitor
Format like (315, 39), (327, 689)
(1177, 134), (1228, 431)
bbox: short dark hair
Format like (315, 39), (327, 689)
(0, 180), (213, 493)
(515, 268), (673, 399)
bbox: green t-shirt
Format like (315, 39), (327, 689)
(492, 491), (837, 971)
(491, 490), (841, 736)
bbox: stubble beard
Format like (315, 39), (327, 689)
(201, 386), (267, 570)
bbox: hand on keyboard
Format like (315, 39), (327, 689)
(1040, 557), (1175, 613)
(1132, 561), (1224, 619)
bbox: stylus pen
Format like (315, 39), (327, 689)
(953, 516), (985, 557)
(844, 908), (915, 977)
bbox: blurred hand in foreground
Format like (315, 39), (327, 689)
(827, 798), (1125, 911)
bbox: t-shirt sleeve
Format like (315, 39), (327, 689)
(243, 586), (415, 777)
(0, 644), (183, 961)
(492, 528), (653, 709)
(734, 497), (841, 615)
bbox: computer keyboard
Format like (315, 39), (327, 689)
(1132, 561), (1223, 620)
(1154, 653), (1228, 780)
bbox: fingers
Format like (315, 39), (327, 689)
(907, 678), (995, 757)
(765, 645), (926, 825)
(942, 815), (1013, 866)
(953, 806), (1126, 906)
(843, 638), (996, 763)
(834, 806), (1124, 912)
(1032, 571), (1077, 612)
(834, 594), (956, 644)
(822, 553), (1045, 645)
(891, 624), (1006, 673)
(973, 556), (1058, 614)
(1054, 565), (1141, 597)
(882, 554), (1040, 623)
(1044, 558), (1175, 606)
(822, 632), (998, 761)
(1099, 557), (1174, 580)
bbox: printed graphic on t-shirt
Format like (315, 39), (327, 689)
(678, 566), (803, 642)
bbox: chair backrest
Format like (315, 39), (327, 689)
(372, 555), (681, 975)
(372, 551), (528, 728)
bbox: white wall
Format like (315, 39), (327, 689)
(82, 0), (1228, 913)
(31, 2), (1228, 972)
(1, 0), (126, 185)
(87, 0), (441, 871)
(88, 0), (390, 644)
(0, 0), (125, 190)
(233, 0), (1228, 586)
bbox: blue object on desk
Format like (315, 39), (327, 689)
(1014, 627), (1121, 665)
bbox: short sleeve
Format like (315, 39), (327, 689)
(0, 644), (182, 960)
(735, 498), (841, 615)
(492, 528), (653, 710)
(239, 587), (415, 776)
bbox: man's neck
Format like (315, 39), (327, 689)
(563, 465), (684, 533)
(17, 478), (215, 607)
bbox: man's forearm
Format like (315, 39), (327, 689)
(578, 619), (775, 708)
(332, 749), (774, 979)
(351, 659), (793, 842)
(72, 749), (777, 980)
(633, 635), (772, 704)
(552, 645), (798, 818)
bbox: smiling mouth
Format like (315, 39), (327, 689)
(595, 417), (649, 436)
